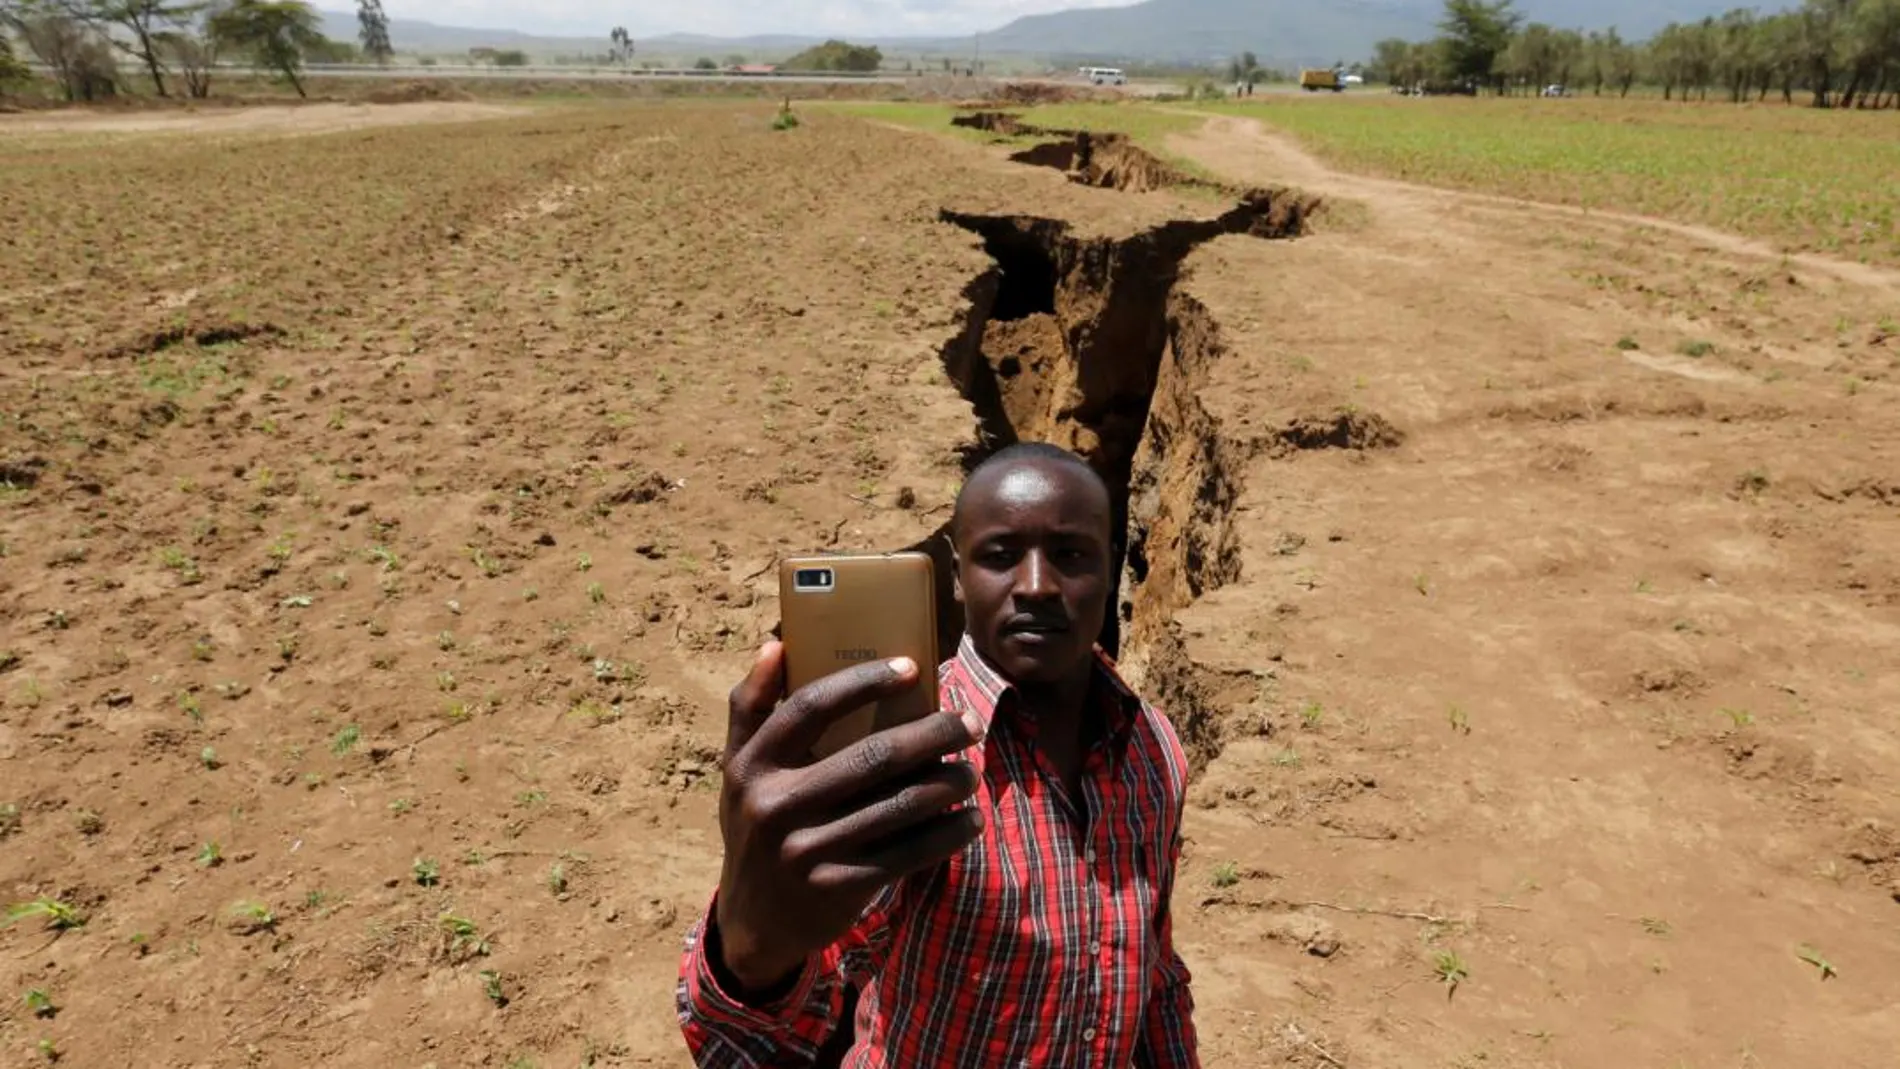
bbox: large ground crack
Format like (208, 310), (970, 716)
(908, 189), (1320, 773)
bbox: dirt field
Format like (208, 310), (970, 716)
(2, 99), (1896, 1069)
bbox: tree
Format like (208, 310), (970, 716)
(492, 48), (526, 66)
(1227, 49), (1260, 85)
(46, 0), (209, 98)
(608, 25), (631, 64)
(693, 56), (716, 70)
(1438, 0), (1522, 92)
(6, 6), (120, 99)
(0, 28), (29, 87)
(356, 0), (389, 64)
(208, 0), (322, 97)
(781, 39), (881, 72)
(153, 0), (224, 98)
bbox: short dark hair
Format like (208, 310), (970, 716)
(950, 442), (1112, 543)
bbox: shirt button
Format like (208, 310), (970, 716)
(1086, 848), (1097, 864)
(1089, 940), (1103, 954)
(1082, 1027), (1097, 1042)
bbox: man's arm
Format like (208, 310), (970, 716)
(677, 885), (899, 1068)
(1137, 776), (1199, 1068)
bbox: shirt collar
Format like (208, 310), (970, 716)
(952, 633), (1142, 746)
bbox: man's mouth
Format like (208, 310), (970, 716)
(1003, 617), (1070, 637)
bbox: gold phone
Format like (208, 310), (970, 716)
(779, 552), (940, 761)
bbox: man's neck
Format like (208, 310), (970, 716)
(1013, 660), (1096, 747)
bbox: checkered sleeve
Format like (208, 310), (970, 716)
(1137, 808), (1200, 1069)
(676, 886), (899, 1068)
(1138, 710), (1200, 1069)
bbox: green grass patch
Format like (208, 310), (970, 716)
(1194, 95), (1900, 265)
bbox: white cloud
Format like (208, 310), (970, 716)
(373, 0), (1138, 38)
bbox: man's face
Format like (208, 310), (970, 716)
(952, 460), (1113, 686)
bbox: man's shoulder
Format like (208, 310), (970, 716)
(1094, 651), (1191, 798)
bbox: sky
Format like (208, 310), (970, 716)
(370, 0), (1138, 38)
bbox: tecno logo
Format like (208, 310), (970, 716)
(834, 648), (878, 662)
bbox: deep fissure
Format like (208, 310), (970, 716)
(917, 191), (1316, 691)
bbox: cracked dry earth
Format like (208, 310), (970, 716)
(1, 101), (1897, 1069)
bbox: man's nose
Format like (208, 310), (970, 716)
(1015, 549), (1059, 599)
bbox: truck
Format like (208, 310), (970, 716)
(1299, 68), (1345, 93)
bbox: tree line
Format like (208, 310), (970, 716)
(0, 0), (398, 101)
(1370, 0), (1900, 107)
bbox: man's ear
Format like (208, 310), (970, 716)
(945, 534), (964, 605)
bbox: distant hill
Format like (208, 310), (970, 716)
(315, 1), (1753, 67)
(979, 0), (1751, 65)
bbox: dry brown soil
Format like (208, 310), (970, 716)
(1, 101), (1897, 1069)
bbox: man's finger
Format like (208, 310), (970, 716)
(746, 656), (922, 765)
(782, 762), (979, 861)
(810, 808), (985, 893)
(788, 711), (980, 814)
(725, 642), (786, 757)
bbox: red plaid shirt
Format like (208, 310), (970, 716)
(677, 635), (1199, 1068)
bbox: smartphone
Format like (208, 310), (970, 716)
(779, 552), (940, 761)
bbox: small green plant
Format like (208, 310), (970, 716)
(1433, 950), (1469, 995)
(437, 631), (457, 651)
(587, 582), (606, 605)
(230, 901), (275, 932)
(1271, 747), (1302, 768)
(548, 862), (568, 895)
(73, 810), (103, 836)
(1448, 705), (1471, 735)
(413, 858), (440, 887)
(37, 1038), (58, 1063)
(191, 636), (215, 662)
(771, 99), (800, 131)
(6, 900), (85, 931)
(0, 802), (19, 838)
(576, 553), (592, 573)
(1615, 336), (1640, 351)
(331, 724), (361, 756)
(24, 988), (56, 1018)
(180, 690), (204, 722)
(158, 546), (203, 584)
(516, 790), (548, 809)
(437, 670), (458, 692)
(470, 547), (503, 578)
(1640, 916), (1671, 936)
(481, 968), (509, 1007)
(1210, 861), (1241, 889)
(1300, 701), (1325, 729)
(1797, 944), (1838, 980)
(389, 798), (414, 815)
(197, 841), (224, 868)
(1719, 707), (1756, 729)
(1413, 573), (1430, 597)
(1736, 469), (1771, 496)
(440, 913), (491, 959)
(200, 746), (220, 770)
(1677, 339), (1715, 358)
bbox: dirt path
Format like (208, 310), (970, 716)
(1169, 114), (1900, 293)
(1145, 110), (1900, 1067)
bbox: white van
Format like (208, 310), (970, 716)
(1079, 66), (1127, 86)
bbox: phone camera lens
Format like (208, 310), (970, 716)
(795, 568), (834, 590)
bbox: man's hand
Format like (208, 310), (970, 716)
(712, 642), (986, 995)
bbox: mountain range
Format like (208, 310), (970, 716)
(319, 0), (1753, 66)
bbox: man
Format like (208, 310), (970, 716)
(676, 442), (1199, 1068)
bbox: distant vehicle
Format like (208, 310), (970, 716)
(1078, 66), (1126, 86)
(1542, 84), (1567, 97)
(1299, 68), (1345, 93)
(1343, 74), (1365, 85)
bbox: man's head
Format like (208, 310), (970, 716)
(950, 442), (1114, 687)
